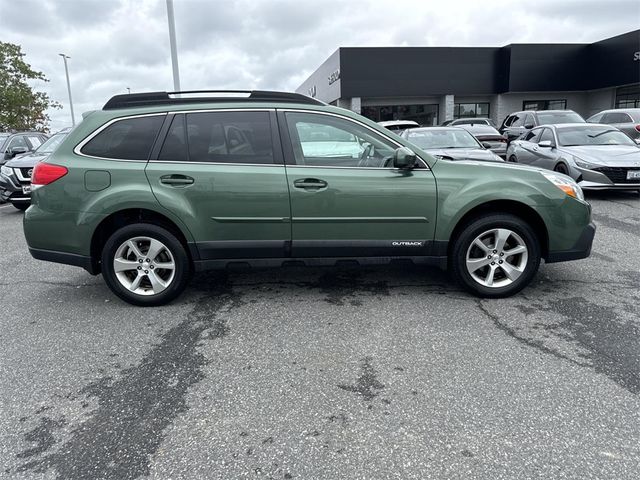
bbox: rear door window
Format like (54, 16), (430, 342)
(158, 115), (187, 161)
(185, 111), (274, 164)
(81, 115), (165, 160)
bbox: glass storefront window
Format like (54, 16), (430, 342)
(615, 84), (640, 109)
(454, 103), (490, 119)
(523, 99), (567, 110)
(361, 104), (439, 126)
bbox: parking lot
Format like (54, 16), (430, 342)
(0, 191), (639, 479)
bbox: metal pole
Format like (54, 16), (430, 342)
(166, 0), (181, 92)
(58, 54), (75, 126)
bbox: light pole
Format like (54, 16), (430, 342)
(126, 87), (131, 94)
(58, 54), (75, 126)
(166, 0), (181, 92)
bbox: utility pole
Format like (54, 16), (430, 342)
(166, 0), (181, 92)
(58, 53), (75, 126)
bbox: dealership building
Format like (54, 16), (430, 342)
(296, 30), (640, 126)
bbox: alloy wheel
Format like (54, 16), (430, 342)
(465, 228), (528, 288)
(113, 236), (176, 295)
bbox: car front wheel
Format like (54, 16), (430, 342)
(451, 214), (541, 298)
(101, 224), (191, 306)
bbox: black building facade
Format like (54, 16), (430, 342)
(296, 30), (640, 126)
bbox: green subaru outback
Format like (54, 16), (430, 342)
(24, 91), (595, 306)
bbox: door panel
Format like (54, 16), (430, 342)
(145, 111), (291, 260)
(280, 110), (437, 258)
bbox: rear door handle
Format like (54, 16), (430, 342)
(293, 178), (328, 190)
(160, 174), (194, 186)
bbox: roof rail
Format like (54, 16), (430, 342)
(102, 90), (325, 110)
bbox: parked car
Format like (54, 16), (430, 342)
(587, 108), (640, 143)
(456, 123), (507, 158)
(499, 110), (584, 143)
(445, 118), (498, 128)
(401, 127), (504, 162)
(0, 129), (71, 210)
(378, 120), (420, 133)
(506, 123), (640, 192)
(24, 90), (593, 306)
(0, 131), (49, 165)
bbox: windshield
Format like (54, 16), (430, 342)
(35, 133), (67, 154)
(405, 129), (479, 149)
(0, 134), (9, 148)
(536, 112), (584, 124)
(557, 126), (636, 146)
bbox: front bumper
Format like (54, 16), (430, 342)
(0, 173), (31, 203)
(575, 165), (640, 190)
(546, 222), (596, 263)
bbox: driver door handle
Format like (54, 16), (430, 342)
(293, 178), (328, 190)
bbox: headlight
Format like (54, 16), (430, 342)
(0, 165), (12, 177)
(574, 159), (596, 169)
(541, 171), (584, 201)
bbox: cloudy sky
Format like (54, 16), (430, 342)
(1, 0), (638, 131)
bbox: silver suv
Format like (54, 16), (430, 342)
(587, 108), (640, 143)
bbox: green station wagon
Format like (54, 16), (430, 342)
(24, 91), (595, 306)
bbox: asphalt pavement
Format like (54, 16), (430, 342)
(0, 191), (639, 480)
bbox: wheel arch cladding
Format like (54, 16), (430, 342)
(90, 208), (194, 274)
(447, 200), (549, 260)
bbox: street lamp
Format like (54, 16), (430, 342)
(58, 53), (75, 126)
(166, 0), (181, 92)
(126, 87), (131, 94)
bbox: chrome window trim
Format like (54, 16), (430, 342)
(148, 160), (283, 167)
(278, 108), (430, 169)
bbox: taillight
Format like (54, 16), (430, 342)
(31, 162), (68, 187)
(635, 124), (640, 133)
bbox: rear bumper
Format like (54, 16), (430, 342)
(28, 247), (98, 275)
(546, 222), (596, 263)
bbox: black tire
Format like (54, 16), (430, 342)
(451, 213), (541, 298)
(12, 203), (29, 211)
(101, 223), (191, 306)
(554, 163), (569, 175)
(508, 155), (517, 163)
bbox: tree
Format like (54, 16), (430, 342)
(0, 42), (60, 132)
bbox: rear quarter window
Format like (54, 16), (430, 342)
(81, 115), (165, 160)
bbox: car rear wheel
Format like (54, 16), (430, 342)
(508, 155), (517, 163)
(101, 224), (191, 306)
(451, 214), (541, 298)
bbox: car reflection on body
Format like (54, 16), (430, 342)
(401, 127), (504, 163)
(506, 123), (640, 192)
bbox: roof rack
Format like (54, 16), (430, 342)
(102, 90), (325, 110)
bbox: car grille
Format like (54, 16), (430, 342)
(15, 167), (33, 182)
(593, 166), (640, 184)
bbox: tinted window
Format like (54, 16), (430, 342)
(602, 112), (633, 124)
(286, 112), (396, 168)
(82, 115), (164, 160)
(186, 111), (273, 164)
(536, 112), (584, 125)
(539, 129), (554, 144)
(159, 115), (187, 161)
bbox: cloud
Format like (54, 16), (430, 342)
(0, 0), (637, 131)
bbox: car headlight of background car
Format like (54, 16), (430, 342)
(0, 165), (13, 177)
(573, 158), (598, 169)
(541, 171), (585, 201)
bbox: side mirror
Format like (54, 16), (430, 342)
(481, 142), (492, 149)
(393, 147), (417, 169)
(10, 146), (28, 157)
(538, 140), (554, 148)
(524, 123), (534, 129)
